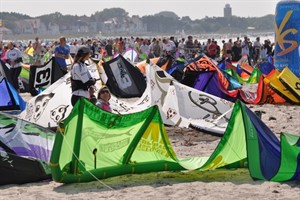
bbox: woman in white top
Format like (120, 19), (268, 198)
(70, 46), (96, 106)
(5, 42), (23, 92)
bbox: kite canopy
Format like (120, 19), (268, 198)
(0, 78), (26, 112)
(103, 55), (147, 98)
(50, 98), (300, 183)
(0, 112), (55, 185)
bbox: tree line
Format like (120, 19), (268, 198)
(0, 8), (275, 35)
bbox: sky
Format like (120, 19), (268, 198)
(0, 0), (278, 20)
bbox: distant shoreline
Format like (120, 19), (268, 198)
(2, 31), (275, 42)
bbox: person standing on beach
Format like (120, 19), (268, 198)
(70, 46), (96, 106)
(5, 42), (23, 92)
(105, 40), (113, 57)
(223, 39), (233, 60)
(241, 36), (251, 64)
(54, 36), (70, 74)
(152, 40), (161, 58)
(231, 41), (241, 62)
(253, 37), (262, 64)
(32, 37), (43, 65)
(1, 44), (8, 62)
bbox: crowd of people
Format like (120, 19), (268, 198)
(0, 34), (275, 111)
(1, 34), (275, 66)
(67, 35), (274, 65)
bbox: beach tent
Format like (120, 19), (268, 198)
(0, 112), (55, 185)
(0, 78), (26, 112)
(50, 98), (300, 183)
(103, 55), (147, 98)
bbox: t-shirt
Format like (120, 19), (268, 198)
(152, 43), (161, 56)
(140, 44), (149, 54)
(96, 99), (112, 113)
(71, 62), (93, 98)
(69, 44), (77, 55)
(6, 48), (22, 68)
(163, 40), (176, 52)
(208, 43), (217, 56)
(178, 42), (185, 54)
(32, 41), (42, 54)
(105, 44), (113, 56)
(134, 42), (140, 54)
(54, 45), (70, 69)
(253, 41), (261, 50)
(241, 41), (249, 55)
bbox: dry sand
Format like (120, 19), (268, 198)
(0, 93), (299, 200)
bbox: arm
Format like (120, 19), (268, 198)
(55, 52), (68, 59)
(74, 64), (96, 88)
(55, 46), (70, 59)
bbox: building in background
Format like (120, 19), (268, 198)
(224, 4), (232, 18)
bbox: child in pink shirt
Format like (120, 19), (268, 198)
(96, 86), (112, 113)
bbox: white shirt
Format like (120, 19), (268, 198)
(140, 44), (149, 54)
(71, 62), (93, 98)
(241, 41), (249, 55)
(163, 40), (176, 52)
(260, 48), (267, 59)
(6, 48), (22, 68)
(69, 44), (78, 55)
(253, 40), (261, 50)
(178, 42), (185, 54)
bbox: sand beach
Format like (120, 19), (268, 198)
(0, 93), (299, 200)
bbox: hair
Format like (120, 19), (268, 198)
(72, 52), (89, 68)
(97, 86), (111, 100)
(8, 41), (14, 49)
(59, 36), (66, 41)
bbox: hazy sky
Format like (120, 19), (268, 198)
(1, 0), (278, 20)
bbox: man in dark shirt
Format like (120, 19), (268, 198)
(105, 40), (113, 57)
(264, 40), (273, 56)
(231, 41), (242, 62)
(185, 35), (194, 59)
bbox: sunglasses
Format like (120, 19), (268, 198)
(100, 90), (109, 94)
